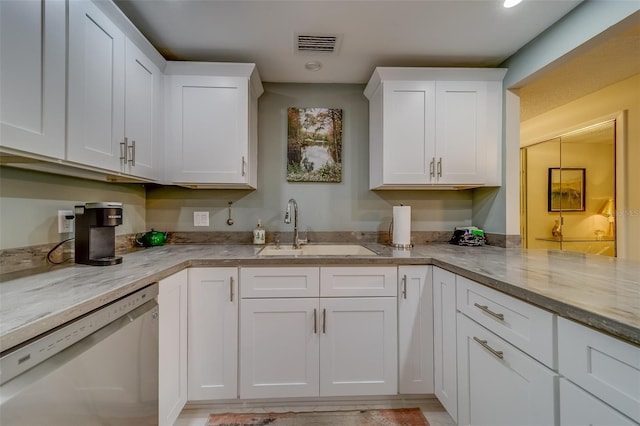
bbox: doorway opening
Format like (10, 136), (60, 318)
(520, 120), (616, 256)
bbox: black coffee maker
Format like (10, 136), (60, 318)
(74, 202), (123, 266)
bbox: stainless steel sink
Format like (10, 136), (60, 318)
(258, 244), (377, 256)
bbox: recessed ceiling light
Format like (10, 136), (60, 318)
(305, 61), (322, 71)
(503, 0), (523, 7)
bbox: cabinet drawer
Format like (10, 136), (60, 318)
(558, 317), (640, 424)
(320, 267), (397, 297)
(240, 267), (319, 298)
(456, 276), (555, 368)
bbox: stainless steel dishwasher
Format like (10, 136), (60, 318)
(0, 283), (159, 425)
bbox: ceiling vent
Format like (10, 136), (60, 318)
(295, 33), (342, 55)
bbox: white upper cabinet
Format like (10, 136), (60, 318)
(0, 0), (66, 159)
(67, 0), (162, 180)
(124, 38), (161, 180)
(165, 62), (263, 188)
(67, 0), (126, 172)
(364, 67), (506, 190)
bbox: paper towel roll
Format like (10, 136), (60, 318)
(392, 205), (411, 247)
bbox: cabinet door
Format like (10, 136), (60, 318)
(319, 297), (397, 396)
(382, 81), (436, 185)
(457, 314), (557, 426)
(67, 0), (125, 171)
(560, 379), (638, 426)
(124, 38), (160, 180)
(158, 270), (188, 426)
(240, 298), (319, 399)
(188, 268), (238, 400)
(167, 75), (249, 185)
(398, 266), (434, 394)
(434, 81), (487, 184)
(433, 267), (458, 421)
(0, 0), (66, 159)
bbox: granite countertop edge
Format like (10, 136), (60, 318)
(1, 243), (639, 352)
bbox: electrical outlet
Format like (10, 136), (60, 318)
(58, 210), (74, 233)
(194, 211), (210, 227)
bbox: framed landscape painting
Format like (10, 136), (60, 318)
(548, 167), (585, 212)
(287, 107), (343, 182)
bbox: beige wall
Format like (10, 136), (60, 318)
(520, 73), (640, 260)
(0, 166), (146, 249)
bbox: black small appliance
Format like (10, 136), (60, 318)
(74, 202), (123, 266)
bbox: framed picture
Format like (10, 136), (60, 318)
(548, 168), (585, 212)
(287, 107), (343, 182)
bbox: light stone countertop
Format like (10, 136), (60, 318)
(1, 243), (639, 353)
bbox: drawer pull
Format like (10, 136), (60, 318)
(473, 336), (504, 360)
(474, 303), (505, 321)
(230, 276), (234, 302)
(313, 308), (317, 334)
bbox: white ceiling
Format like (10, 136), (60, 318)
(113, 0), (583, 84)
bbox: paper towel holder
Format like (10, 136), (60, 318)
(388, 207), (413, 249)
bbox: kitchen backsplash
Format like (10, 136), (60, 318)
(0, 231), (518, 276)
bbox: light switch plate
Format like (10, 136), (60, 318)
(194, 211), (210, 227)
(58, 210), (74, 233)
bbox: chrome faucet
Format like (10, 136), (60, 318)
(284, 198), (307, 248)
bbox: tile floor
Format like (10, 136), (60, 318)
(175, 396), (456, 426)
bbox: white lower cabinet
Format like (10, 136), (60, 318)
(158, 270), (188, 426)
(188, 268), (238, 400)
(239, 297), (320, 399)
(433, 267), (458, 420)
(560, 379), (638, 426)
(558, 317), (640, 424)
(456, 313), (558, 426)
(239, 266), (397, 399)
(319, 297), (397, 396)
(398, 265), (434, 394)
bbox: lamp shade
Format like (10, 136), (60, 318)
(599, 199), (615, 217)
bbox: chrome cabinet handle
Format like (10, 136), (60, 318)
(313, 308), (317, 334)
(437, 157), (442, 177)
(230, 276), (234, 302)
(128, 140), (136, 166)
(473, 336), (504, 360)
(429, 158), (435, 178)
(474, 303), (505, 321)
(322, 308), (327, 334)
(241, 156), (246, 176)
(402, 275), (407, 299)
(120, 138), (128, 164)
